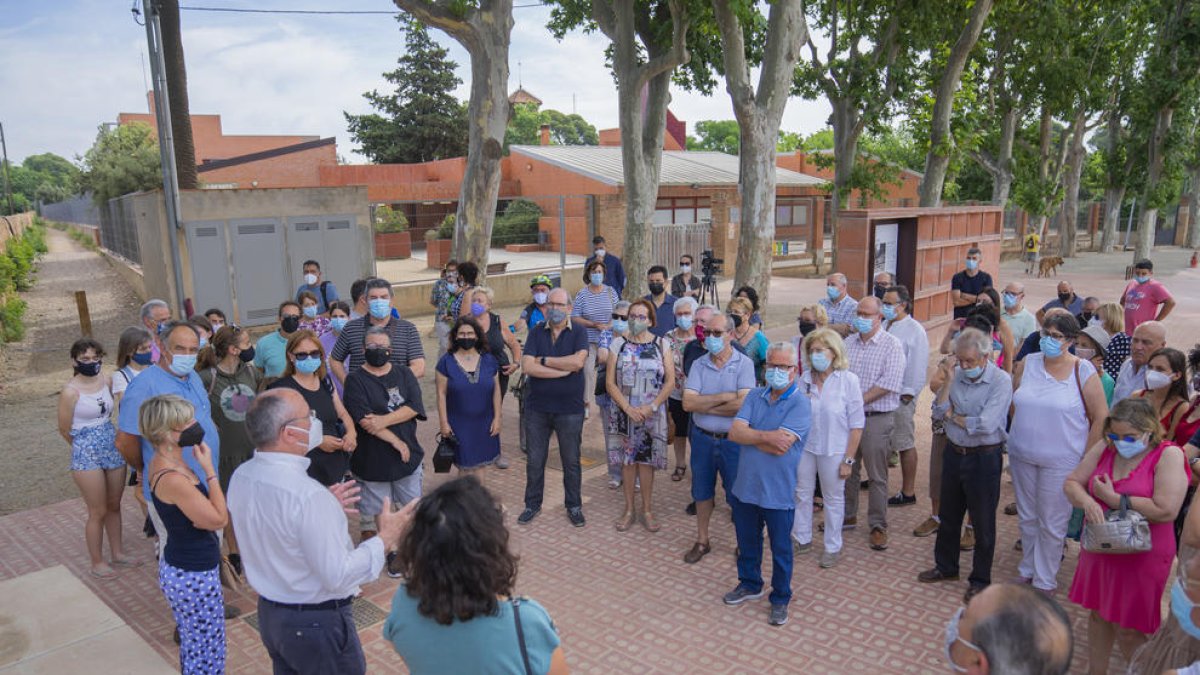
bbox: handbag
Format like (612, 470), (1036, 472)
(512, 597), (533, 675)
(432, 432), (457, 474)
(1081, 494), (1152, 554)
(218, 555), (247, 595)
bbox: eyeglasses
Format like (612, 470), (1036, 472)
(1040, 331), (1067, 340)
(292, 350), (322, 360)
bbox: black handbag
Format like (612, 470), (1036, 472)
(433, 432), (457, 473)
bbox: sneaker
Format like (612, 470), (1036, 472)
(567, 507), (586, 527)
(608, 478), (622, 490)
(722, 585), (765, 605)
(888, 450), (900, 467)
(769, 603), (789, 626)
(869, 527), (889, 551)
(793, 540), (813, 554)
(386, 551), (404, 579)
(913, 516), (940, 537)
(960, 526), (976, 551)
(495, 455), (510, 470)
(887, 491), (917, 507)
(517, 508), (540, 525)
(818, 551), (839, 568)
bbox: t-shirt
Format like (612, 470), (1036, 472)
(572, 285), (620, 344)
(731, 383), (812, 510)
(1001, 308), (1038, 342)
(1122, 278), (1171, 334)
(342, 365), (425, 482)
(331, 316), (425, 376)
(199, 363), (262, 485)
(518, 303), (545, 332)
(951, 270), (993, 319)
(267, 375), (348, 485)
(1024, 233), (1040, 253)
(111, 365), (146, 396)
(645, 293), (677, 338)
(524, 321), (589, 415)
(384, 590), (560, 675)
(253, 331), (290, 378)
(117, 365), (221, 503)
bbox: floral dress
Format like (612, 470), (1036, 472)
(605, 337), (668, 469)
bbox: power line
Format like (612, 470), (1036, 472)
(178, 3), (546, 15)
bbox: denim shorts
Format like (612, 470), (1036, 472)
(689, 427), (740, 503)
(70, 421), (125, 471)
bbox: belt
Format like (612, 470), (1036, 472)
(864, 410), (896, 417)
(697, 428), (729, 440)
(261, 595), (354, 612)
(947, 442), (1002, 455)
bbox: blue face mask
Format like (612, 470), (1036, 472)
(676, 315), (694, 331)
(329, 317), (348, 332)
(198, 337), (208, 350)
(810, 351), (831, 372)
(368, 298), (391, 320)
(471, 302), (487, 317)
(168, 354), (196, 377)
(1040, 335), (1064, 358)
(765, 367), (792, 390)
(962, 365), (985, 380)
(965, 259), (979, 271)
(881, 304), (897, 321)
(1135, 274), (1151, 284)
(612, 319), (629, 334)
(826, 286), (840, 300)
(704, 335), (725, 355)
(853, 316), (874, 334)
(1112, 436), (1147, 459)
(1172, 579), (1200, 639)
(590, 272), (605, 287)
(132, 351), (154, 366)
(294, 356), (321, 374)
(302, 305), (318, 318)
(1002, 292), (1018, 308)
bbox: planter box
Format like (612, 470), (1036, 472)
(375, 231), (412, 260)
(426, 238), (453, 270)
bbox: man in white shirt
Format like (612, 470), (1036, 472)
(999, 282), (1037, 342)
(1112, 321), (1167, 405)
(229, 389), (414, 675)
(883, 285), (929, 509)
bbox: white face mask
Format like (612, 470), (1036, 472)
(1146, 370), (1174, 391)
(304, 273), (318, 286)
(594, 248), (605, 258)
(287, 415), (323, 451)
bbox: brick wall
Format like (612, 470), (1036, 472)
(198, 143), (337, 189)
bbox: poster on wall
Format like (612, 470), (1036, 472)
(873, 222), (898, 277)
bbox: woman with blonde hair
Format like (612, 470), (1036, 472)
(792, 328), (863, 568)
(140, 394), (228, 674)
(1095, 302), (1129, 379)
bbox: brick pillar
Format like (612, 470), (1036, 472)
(709, 191), (739, 279)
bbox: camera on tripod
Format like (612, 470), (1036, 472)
(700, 250), (723, 278)
(699, 250), (722, 305)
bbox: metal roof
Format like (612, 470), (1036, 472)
(510, 145), (827, 188)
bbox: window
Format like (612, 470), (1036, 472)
(654, 197), (712, 225)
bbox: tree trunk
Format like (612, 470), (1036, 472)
(1186, 166), (1200, 248)
(1099, 186), (1125, 252)
(1059, 115), (1087, 257)
(735, 116), (782, 297)
(828, 97), (860, 272)
(159, 0), (197, 190)
(991, 104), (1018, 205)
(1135, 106), (1174, 261)
(918, 0), (994, 207)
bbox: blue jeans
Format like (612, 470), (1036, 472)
(732, 498), (795, 606)
(523, 409), (584, 511)
(689, 428), (740, 504)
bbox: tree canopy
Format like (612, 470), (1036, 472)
(1, 152), (80, 214)
(687, 120), (740, 154)
(505, 104), (599, 148)
(77, 123), (161, 207)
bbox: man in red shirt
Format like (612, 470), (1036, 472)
(1120, 259), (1175, 334)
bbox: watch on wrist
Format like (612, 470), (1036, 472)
(843, 457), (856, 466)
(540, 356), (547, 367)
(1190, 456), (1200, 466)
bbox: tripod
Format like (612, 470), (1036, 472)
(700, 271), (720, 307)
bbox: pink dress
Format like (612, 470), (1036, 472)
(1067, 441), (1177, 633)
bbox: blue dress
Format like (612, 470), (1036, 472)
(436, 352), (501, 468)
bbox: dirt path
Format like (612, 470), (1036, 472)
(0, 229), (146, 515)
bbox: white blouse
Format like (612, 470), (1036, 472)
(800, 368), (866, 457)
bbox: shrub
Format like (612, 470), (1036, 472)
(374, 204), (409, 233)
(436, 213), (456, 240)
(0, 295), (26, 343)
(491, 199), (542, 246)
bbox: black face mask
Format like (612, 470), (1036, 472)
(873, 284), (887, 299)
(364, 347), (391, 367)
(281, 315), (301, 333)
(1080, 311), (1093, 322)
(648, 282), (665, 296)
(798, 321), (817, 336)
(1057, 293), (1072, 304)
(731, 314), (744, 328)
(455, 337), (478, 351)
(74, 361), (102, 377)
(177, 421), (205, 447)
(238, 346), (256, 363)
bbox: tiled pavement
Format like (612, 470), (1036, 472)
(5, 251), (1198, 673)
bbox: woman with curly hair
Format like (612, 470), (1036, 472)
(384, 476), (568, 674)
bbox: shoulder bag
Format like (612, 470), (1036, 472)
(1066, 361), (1092, 541)
(432, 432), (457, 474)
(512, 597), (534, 675)
(1081, 494), (1152, 554)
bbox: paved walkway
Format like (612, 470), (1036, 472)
(1, 246), (1196, 673)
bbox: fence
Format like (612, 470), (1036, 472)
(651, 222), (712, 271)
(100, 194), (142, 265)
(39, 195), (101, 227)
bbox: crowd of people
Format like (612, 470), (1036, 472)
(51, 237), (1200, 674)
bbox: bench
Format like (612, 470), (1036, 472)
(486, 261), (510, 275)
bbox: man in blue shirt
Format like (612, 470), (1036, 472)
(255, 301), (302, 378)
(582, 236), (626, 295)
(295, 259), (339, 313)
(519, 287), (590, 527)
(724, 341), (811, 627)
(644, 265), (677, 338)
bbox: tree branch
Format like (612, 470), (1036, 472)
(392, 0), (476, 44)
(635, 0), (690, 89)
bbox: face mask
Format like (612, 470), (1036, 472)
(1172, 579), (1200, 639)
(1057, 292), (1072, 304)
(294, 356), (321, 374)
(302, 305), (318, 318)
(589, 272), (605, 287)
(676, 315), (694, 331)
(1135, 274), (1151, 284)
(1002, 293), (1018, 309)
(446, 283), (459, 294)
(1145, 370), (1173, 390)
(881, 304), (896, 321)
(198, 337), (208, 350)
(1074, 348), (1096, 361)
(281, 316), (301, 333)
(704, 335), (725, 355)
(1080, 312), (1093, 323)
(132, 351), (154, 366)
(810, 351), (831, 373)
(853, 316), (874, 334)
(679, 264), (691, 274)
(330, 317), (348, 332)
(648, 282), (665, 296)
(629, 318), (650, 335)
(168, 354), (196, 376)
(287, 416), (323, 451)
(873, 284), (887, 299)
(547, 308), (568, 325)
(965, 259), (979, 271)
(74, 361), (102, 377)
(368, 298), (391, 320)
(156, 321), (169, 337)
(612, 319), (629, 334)
(238, 346), (255, 363)
(364, 347), (391, 367)
(731, 314), (744, 329)
(1112, 435), (1147, 459)
(470, 302), (487, 317)
(765, 367), (791, 390)
(962, 365), (984, 380)
(304, 273), (318, 286)
(594, 248), (605, 258)
(532, 291), (548, 305)
(826, 286), (840, 300)
(455, 337), (478, 351)
(1040, 335), (1064, 358)
(944, 607), (981, 674)
(798, 320), (816, 336)
(210, 322), (224, 331)
(177, 421), (205, 447)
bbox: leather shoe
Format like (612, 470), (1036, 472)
(683, 542), (711, 564)
(963, 584), (986, 604)
(917, 568), (960, 583)
(869, 527), (889, 551)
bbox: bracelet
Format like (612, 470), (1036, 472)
(206, 475), (218, 482)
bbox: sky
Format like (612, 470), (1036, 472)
(0, 0), (834, 165)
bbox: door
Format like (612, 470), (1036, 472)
(183, 220), (234, 320)
(320, 215), (359, 302)
(230, 218), (288, 326)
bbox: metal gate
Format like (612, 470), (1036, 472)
(651, 222), (711, 269)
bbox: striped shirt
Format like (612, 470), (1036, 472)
(330, 316), (425, 374)
(572, 285), (619, 344)
(845, 328), (906, 413)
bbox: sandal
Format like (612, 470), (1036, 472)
(615, 511), (635, 532)
(642, 511), (660, 533)
(111, 558), (144, 569)
(671, 466), (687, 482)
(90, 566), (119, 580)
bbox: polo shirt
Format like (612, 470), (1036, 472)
(117, 364), (221, 503)
(685, 348), (756, 433)
(644, 293), (677, 338)
(330, 316), (425, 375)
(731, 383), (812, 510)
(253, 330), (290, 378)
(524, 320), (589, 415)
(951, 270), (993, 319)
(682, 336), (747, 377)
(1040, 294), (1085, 317)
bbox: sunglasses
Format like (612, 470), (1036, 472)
(1105, 433), (1143, 444)
(292, 350), (322, 360)
(611, 314), (628, 321)
(703, 329), (726, 338)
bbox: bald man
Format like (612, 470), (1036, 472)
(945, 583), (1073, 673)
(1000, 282), (1037, 342)
(1036, 281), (1083, 325)
(1112, 320), (1168, 404)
